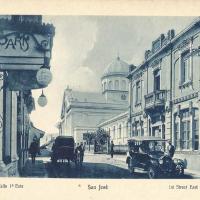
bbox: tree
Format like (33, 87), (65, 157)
(83, 132), (95, 151)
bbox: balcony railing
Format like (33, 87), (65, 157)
(145, 90), (167, 111)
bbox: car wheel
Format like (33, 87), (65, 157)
(148, 166), (157, 179)
(175, 165), (184, 176)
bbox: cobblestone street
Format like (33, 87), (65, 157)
(21, 150), (200, 179)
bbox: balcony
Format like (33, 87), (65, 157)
(144, 90), (167, 112)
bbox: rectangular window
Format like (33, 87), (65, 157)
(181, 112), (190, 150)
(154, 69), (160, 91)
(174, 122), (179, 148)
(194, 120), (199, 150)
(181, 50), (191, 84)
(136, 81), (141, 104)
(141, 122), (144, 136)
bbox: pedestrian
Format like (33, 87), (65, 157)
(110, 140), (114, 158)
(29, 138), (39, 164)
(166, 140), (175, 158)
(79, 142), (85, 162)
(75, 142), (85, 166)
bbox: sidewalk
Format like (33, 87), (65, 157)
(21, 158), (47, 178)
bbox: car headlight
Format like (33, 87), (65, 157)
(159, 159), (164, 165)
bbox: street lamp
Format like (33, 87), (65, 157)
(38, 90), (47, 107)
(36, 67), (52, 87)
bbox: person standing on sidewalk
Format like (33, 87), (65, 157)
(110, 141), (114, 158)
(29, 138), (39, 164)
(166, 141), (175, 158)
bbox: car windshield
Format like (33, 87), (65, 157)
(128, 140), (165, 153)
(148, 141), (165, 153)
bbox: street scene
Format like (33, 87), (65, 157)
(1, 15), (200, 179)
(22, 147), (200, 179)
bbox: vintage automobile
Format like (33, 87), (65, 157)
(126, 136), (185, 179)
(51, 136), (83, 166)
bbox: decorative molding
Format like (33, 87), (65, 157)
(0, 18), (55, 36)
(133, 71), (143, 80)
(179, 80), (193, 89)
(149, 58), (161, 68)
(173, 92), (198, 104)
(177, 38), (191, 51)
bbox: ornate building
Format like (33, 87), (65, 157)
(126, 18), (200, 171)
(58, 56), (130, 143)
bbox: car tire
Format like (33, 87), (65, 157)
(148, 166), (158, 179)
(175, 165), (184, 176)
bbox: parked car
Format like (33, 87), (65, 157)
(126, 136), (185, 179)
(51, 136), (83, 166)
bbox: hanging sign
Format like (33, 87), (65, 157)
(0, 31), (51, 71)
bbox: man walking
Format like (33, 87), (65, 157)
(110, 141), (114, 158)
(29, 138), (39, 164)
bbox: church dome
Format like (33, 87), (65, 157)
(102, 56), (129, 78)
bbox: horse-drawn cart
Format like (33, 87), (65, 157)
(51, 136), (83, 167)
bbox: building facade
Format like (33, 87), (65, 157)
(0, 15), (55, 176)
(126, 18), (200, 170)
(58, 56), (130, 143)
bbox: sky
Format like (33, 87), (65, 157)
(30, 16), (196, 134)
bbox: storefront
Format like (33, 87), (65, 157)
(0, 15), (55, 176)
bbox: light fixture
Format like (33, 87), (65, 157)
(36, 67), (52, 86)
(38, 90), (47, 107)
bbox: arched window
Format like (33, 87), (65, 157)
(108, 81), (113, 90)
(119, 124), (122, 138)
(103, 82), (106, 91)
(114, 80), (119, 90)
(121, 80), (126, 90)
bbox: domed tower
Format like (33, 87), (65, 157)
(101, 56), (129, 103)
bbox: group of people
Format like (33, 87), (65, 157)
(28, 138), (175, 165)
(75, 142), (85, 163)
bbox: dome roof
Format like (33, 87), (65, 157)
(102, 56), (129, 78)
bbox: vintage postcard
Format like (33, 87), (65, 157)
(0, 0), (200, 200)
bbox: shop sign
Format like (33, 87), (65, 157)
(0, 31), (51, 71)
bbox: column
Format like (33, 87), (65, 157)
(198, 98), (200, 151)
(0, 74), (6, 173)
(188, 101), (193, 150)
(143, 114), (148, 137)
(190, 108), (194, 151)
(11, 92), (19, 162)
(165, 111), (171, 141)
